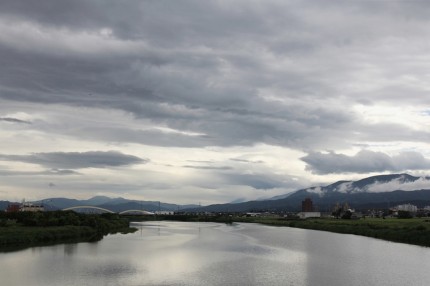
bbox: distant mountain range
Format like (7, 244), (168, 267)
(0, 195), (199, 212)
(2, 174), (430, 213)
(186, 173), (430, 212)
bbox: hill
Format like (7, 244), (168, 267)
(2, 174), (429, 213)
(186, 174), (430, 212)
(0, 197), (199, 212)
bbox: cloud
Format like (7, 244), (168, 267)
(0, 117), (30, 124)
(44, 169), (80, 175)
(219, 173), (281, 190)
(220, 172), (305, 191)
(302, 150), (430, 174)
(0, 151), (147, 169)
(2, 0), (429, 152)
(1, 0), (430, 203)
(0, 168), (79, 176)
(1, 0), (429, 156)
(230, 158), (264, 164)
(367, 176), (430, 193)
(183, 165), (233, 170)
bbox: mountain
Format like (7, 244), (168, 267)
(39, 196), (199, 212)
(2, 174), (429, 213)
(98, 201), (198, 212)
(37, 198), (82, 209)
(187, 173), (430, 212)
(303, 173), (421, 195)
(0, 195), (199, 212)
(81, 196), (129, 206)
(0, 201), (10, 211)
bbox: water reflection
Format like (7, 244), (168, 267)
(302, 228), (430, 286)
(64, 243), (77, 256)
(0, 221), (429, 286)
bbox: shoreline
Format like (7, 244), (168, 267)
(249, 217), (430, 247)
(0, 211), (137, 252)
(129, 214), (430, 247)
(1, 213), (429, 251)
(0, 225), (137, 252)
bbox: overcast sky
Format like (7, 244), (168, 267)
(1, 0), (430, 204)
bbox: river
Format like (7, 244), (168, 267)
(0, 221), (429, 286)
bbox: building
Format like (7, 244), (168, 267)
(396, 203), (417, 213)
(19, 203), (44, 212)
(297, 212), (321, 219)
(302, 198), (314, 212)
(155, 211), (174, 215)
(6, 203), (20, 212)
(298, 197), (321, 219)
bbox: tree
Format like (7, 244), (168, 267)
(397, 210), (413, 219)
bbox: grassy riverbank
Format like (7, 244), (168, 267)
(2, 212), (428, 250)
(0, 211), (137, 251)
(130, 214), (430, 247)
(240, 217), (430, 247)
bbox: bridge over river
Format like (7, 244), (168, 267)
(62, 206), (155, 215)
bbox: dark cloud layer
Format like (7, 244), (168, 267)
(0, 151), (146, 169)
(0, 168), (79, 176)
(0, 117), (30, 124)
(1, 0), (429, 150)
(1, 0), (430, 202)
(302, 150), (430, 175)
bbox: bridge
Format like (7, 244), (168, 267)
(62, 206), (155, 215)
(119, 209), (155, 215)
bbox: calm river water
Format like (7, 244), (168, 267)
(0, 221), (429, 286)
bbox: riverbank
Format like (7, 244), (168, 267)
(0, 211), (137, 251)
(243, 217), (430, 247)
(2, 212), (429, 250)
(129, 214), (430, 247)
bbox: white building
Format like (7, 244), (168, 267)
(297, 212), (321, 219)
(396, 203), (417, 212)
(155, 211), (174, 215)
(20, 203), (44, 212)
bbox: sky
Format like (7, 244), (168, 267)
(1, 0), (430, 205)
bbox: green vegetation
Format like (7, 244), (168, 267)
(0, 211), (137, 251)
(127, 214), (430, 247)
(2, 211), (429, 250)
(238, 216), (430, 247)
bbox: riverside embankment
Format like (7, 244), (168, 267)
(2, 212), (429, 250)
(243, 216), (430, 247)
(130, 214), (430, 247)
(0, 211), (136, 251)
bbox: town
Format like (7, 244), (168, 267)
(4, 197), (430, 220)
